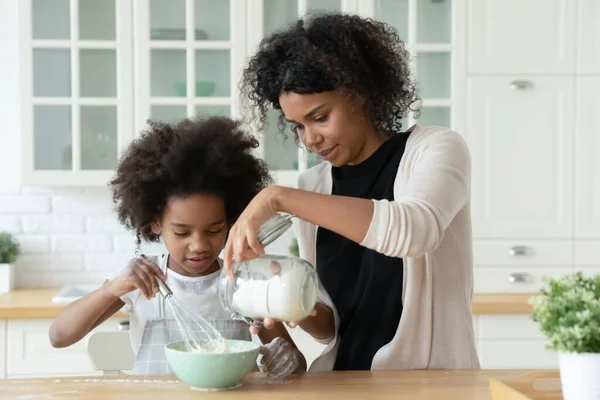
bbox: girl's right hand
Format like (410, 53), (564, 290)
(106, 257), (167, 300)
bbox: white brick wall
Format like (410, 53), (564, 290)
(0, 187), (140, 289)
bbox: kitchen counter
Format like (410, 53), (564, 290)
(0, 289), (535, 319)
(0, 288), (127, 319)
(0, 370), (558, 399)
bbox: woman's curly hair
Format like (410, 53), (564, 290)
(110, 116), (273, 243)
(240, 12), (420, 137)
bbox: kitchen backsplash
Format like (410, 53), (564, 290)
(0, 184), (138, 288)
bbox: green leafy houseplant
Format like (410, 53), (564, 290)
(0, 232), (19, 264)
(530, 272), (600, 354)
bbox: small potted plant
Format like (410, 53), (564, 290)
(0, 232), (20, 292)
(530, 272), (600, 400)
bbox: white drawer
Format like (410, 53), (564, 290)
(478, 340), (558, 369)
(575, 241), (600, 265)
(473, 240), (572, 266)
(474, 267), (573, 293)
(7, 318), (126, 377)
(476, 315), (544, 340)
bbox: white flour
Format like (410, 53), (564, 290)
(232, 267), (316, 321)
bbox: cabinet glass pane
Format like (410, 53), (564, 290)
(32, 0), (70, 39)
(417, 107), (450, 127)
(151, 50), (186, 97)
(307, 152), (322, 168)
(34, 106), (72, 170)
(265, 109), (297, 170)
(264, 0), (297, 36)
(80, 50), (116, 97)
(417, 0), (451, 44)
(195, 51), (230, 97)
(195, 0), (229, 40)
(307, 0), (341, 12)
(150, 0), (185, 40)
(416, 52), (451, 98)
(33, 49), (71, 97)
(196, 106), (231, 118)
(374, 0), (409, 41)
(151, 106), (187, 122)
(79, 0), (116, 40)
(81, 106), (118, 170)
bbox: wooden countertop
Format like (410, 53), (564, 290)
(0, 370), (559, 399)
(0, 288), (127, 319)
(472, 292), (535, 314)
(0, 289), (535, 319)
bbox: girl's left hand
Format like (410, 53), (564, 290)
(257, 337), (305, 379)
(223, 186), (281, 279)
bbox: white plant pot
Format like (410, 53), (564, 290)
(0, 263), (15, 292)
(559, 352), (600, 400)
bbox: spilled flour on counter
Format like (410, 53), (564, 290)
(16, 391), (78, 399)
(71, 379), (180, 384)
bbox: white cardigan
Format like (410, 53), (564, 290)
(293, 125), (481, 371)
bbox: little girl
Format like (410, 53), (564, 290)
(49, 116), (305, 377)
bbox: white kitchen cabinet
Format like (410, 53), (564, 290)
(575, 78), (600, 238)
(466, 77), (575, 239)
(577, 0), (600, 74)
(476, 315), (558, 369)
(19, 0), (134, 186)
(0, 321), (5, 379)
(473, 267), (573, 293)
(6, 318), (125, 378)
(17, 0), (464, 188)
(134, 0), (247, 135)
(473, 240), (572, 266)
(467, 0), (576, 74)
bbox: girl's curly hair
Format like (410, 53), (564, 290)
(240, 12), (420, 137)
(109, 116), (272, 243)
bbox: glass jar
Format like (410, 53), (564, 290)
(218, 213), (319, 324)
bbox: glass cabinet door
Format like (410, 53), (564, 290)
(362, 0), (456, 131)
(21, 0), (133, 185)
(136, 0), (246, 132)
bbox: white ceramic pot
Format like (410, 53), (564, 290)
(559, 352), (600, 400)
(0, 263), (15, 292)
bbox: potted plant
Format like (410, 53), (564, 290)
(0, 232), (20, 292)
(530, 272), (600, 400)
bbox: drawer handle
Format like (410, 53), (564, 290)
(117, 321), (130, 331)
(508, 246), (532, 257)
(509, 80), (533, 91)
(508, 273), (533, 284)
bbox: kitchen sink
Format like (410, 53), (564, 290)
(52, 285), (98, 304)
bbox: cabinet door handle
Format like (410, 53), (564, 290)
(509, 80), (533, 91)
(117, 320), (130, 331)
(508, 273), (533, 283)
(508, 246), (532, 256)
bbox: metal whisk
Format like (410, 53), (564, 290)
(133, 249), (227, 353)
(155, 276), (228, 353)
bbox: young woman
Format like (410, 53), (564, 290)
(224, 13), (480, 371)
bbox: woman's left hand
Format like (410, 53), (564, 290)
(223, 186), (282, 279)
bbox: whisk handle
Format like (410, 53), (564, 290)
(156, 277), (172, 298)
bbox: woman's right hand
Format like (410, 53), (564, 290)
(106, 257), (167, 300)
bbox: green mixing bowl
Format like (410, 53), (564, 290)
(164, 340), (260, 391)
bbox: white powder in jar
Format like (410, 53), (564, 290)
(231, 267), (315, 321)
